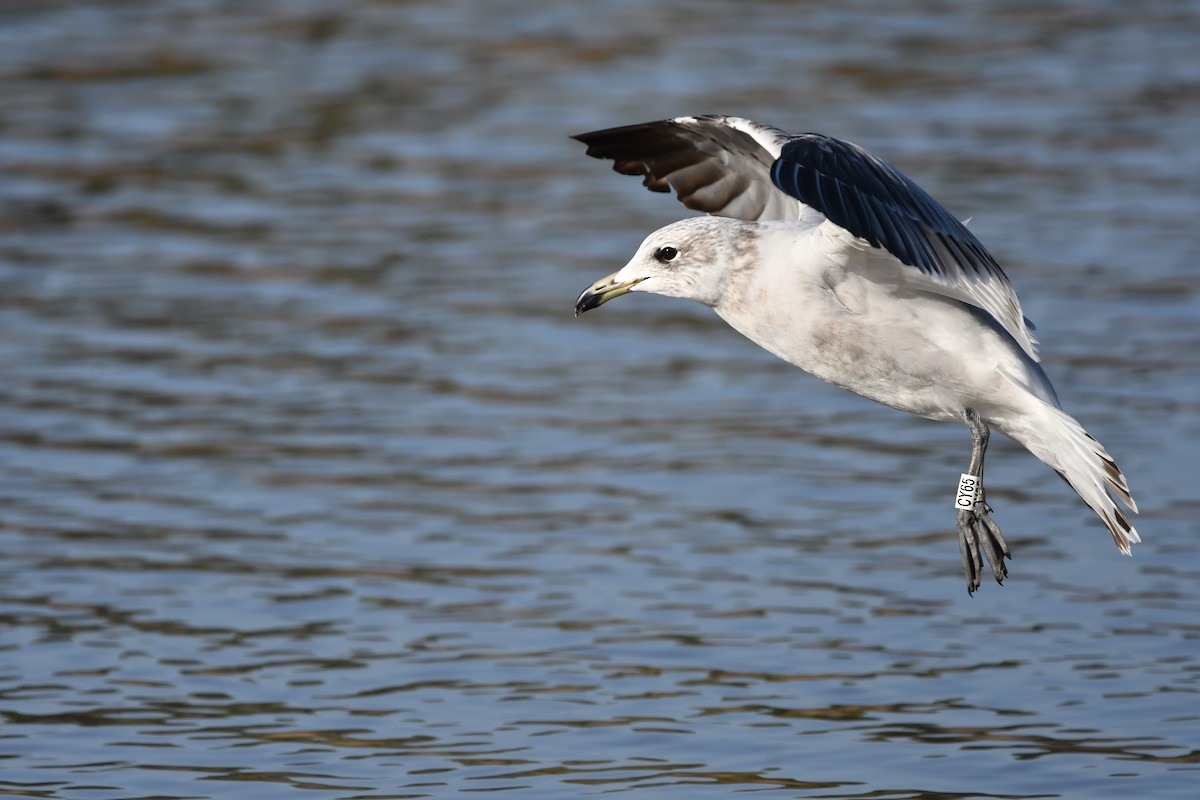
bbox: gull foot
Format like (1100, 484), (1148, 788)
(955, 495), (1011, 595)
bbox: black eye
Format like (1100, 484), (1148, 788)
(654, 246), (679, 264)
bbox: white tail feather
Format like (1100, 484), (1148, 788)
(1006, 402), (1139, 554)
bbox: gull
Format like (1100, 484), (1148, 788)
(572, 114), (1138, 593)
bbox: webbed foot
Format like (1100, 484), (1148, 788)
(956, 493), (1011, 594)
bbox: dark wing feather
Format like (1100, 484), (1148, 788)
(574, 118), (1038, 360)
(573, 115), (809, 221)
(771, 134), (1037, 359)
(771, 134), (1002, 282)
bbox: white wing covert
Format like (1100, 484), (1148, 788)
(771, 134), (1038, 361)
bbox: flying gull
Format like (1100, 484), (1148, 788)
(572, 114), (1138, 593)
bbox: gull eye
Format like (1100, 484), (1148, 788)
(654, 246), (680, 264)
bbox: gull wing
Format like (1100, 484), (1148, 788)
(771, 134), (1039, 361)
(574, 116), (1038, 361)
(573, 115), (820, 223)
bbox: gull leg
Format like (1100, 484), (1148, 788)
(955, 409), (1011, 594)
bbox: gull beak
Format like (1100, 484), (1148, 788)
(574, 272), (647, 317)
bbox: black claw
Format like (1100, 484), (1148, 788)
(955, 495), (1010, 593)
(956, 410), (1008, 594)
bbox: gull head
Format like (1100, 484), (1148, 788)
(574, 217), (756, 316)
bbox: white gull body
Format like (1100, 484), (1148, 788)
(573, 115), (1138, 593)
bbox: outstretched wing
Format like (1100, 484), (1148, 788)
(770, 134), (1037, 360)
(575, 117), (1039, 361)
(573, 115), (818, 222)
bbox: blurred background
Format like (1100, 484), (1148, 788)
(0, 1), (1197, 797)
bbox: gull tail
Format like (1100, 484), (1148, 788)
(1006, 401), (1139, 554)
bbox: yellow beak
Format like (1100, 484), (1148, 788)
(574, 272), (647, 316)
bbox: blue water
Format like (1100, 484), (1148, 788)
(0, 1), (1197, 797)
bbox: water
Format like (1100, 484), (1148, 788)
(1, 1), (1197, 797)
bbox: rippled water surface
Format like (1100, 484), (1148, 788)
(1, 1), (1198, 797)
